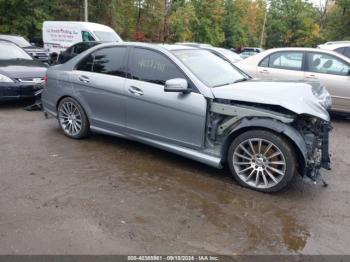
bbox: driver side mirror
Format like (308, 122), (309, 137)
(164, 78), (190, 93)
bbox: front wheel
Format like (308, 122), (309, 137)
(57, 97), (90, 139)
(227, 130), (296, 193)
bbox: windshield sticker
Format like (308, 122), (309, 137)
(138, 59), (166, 72)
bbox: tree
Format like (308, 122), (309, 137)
(168, 1), (197, 42)
(265, 0), (321, 48)
(191, 0), (225, 46)
(321, 0), (350, 41)
(0, 0), (54, 37)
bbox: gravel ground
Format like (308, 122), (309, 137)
(0, 102), (349, 255)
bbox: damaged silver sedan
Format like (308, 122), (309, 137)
(42, 43), (332, 192)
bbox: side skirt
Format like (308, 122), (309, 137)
(90, 126), (223, 169)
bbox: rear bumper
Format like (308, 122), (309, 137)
(0, 82), (43, 101)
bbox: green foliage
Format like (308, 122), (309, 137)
(168, 2), (197, 42)
(0, 0), (348, 48)
(321, 0), (350, 41)
(190, 0), (225, 46)
(0, 0), (54, 37)
(265, 0), (321, 48)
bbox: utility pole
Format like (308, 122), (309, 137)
(259, 2), (268, 48)
(84, 0), (88, 22)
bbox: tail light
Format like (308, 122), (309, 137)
(44, 75), (48, 85)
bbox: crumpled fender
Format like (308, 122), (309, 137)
(222, 117), (307, 174)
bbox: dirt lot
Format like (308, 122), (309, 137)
(0, 102), (349, 255)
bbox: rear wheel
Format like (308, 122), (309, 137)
(227, 130), (296, 192)
(57, 97), (89, 139)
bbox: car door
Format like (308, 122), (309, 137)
(305, 52), (350, 112)
(125, 47), (207, 148)
(257, 51), (305, 80)
(71, 46), (128, 131)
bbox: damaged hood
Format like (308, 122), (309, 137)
(211, 80), (330, 121)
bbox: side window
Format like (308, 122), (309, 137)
(75, 47), (127, 77)
(82, 31), (95, 42)
(334, 47), (345, 55)
(259, 56), (269, 67)
(307, 53), (350, 76)
(91, 47), (127, 77)
(344, 47), (350, 59)
(130, 48), (186, 85)
(269, 52), (304, 71)
(76, 54), (94, 72)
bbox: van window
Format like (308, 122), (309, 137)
(93, 31), (120, 42)
(82, 31), (95, 42)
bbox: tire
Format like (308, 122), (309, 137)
(227, 129), (296, 193)
(57, 97), (90, 139)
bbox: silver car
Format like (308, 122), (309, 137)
(42, 43), (332, 192)
(236, 47), (350, 113)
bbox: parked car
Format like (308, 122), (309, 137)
(318, 43), (350, 59)
(201, 46), (242, 63)
(43, 21), (122, 61)
(176, 43), (242, 63)
(0, 34), (49, 62)
(236, 47), (350, 113)
(42, 43), (332, 193)
(239, 51), (259, 59)
(0, 40), (47, 101)
(322, 41), (350, 45)
(57, 41), (101, 64)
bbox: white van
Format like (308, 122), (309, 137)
(43, 21), (122, 56)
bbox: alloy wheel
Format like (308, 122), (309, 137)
(232, 138), (286, 189)
(58, 101), (83, 136)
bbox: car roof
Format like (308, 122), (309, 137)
(175, 42), (212, 48)
(263, 47), (349, 57)
(318, 43), (350, 50)
(0, 39), (18, 45)
(238, 47), (350, 64)
(93, 42), (197, 52)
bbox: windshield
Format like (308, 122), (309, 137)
(0, 41), (33, 60)
(173, 49), (247, 87)
(0, 35), (31, 47)
(93, 31), (121, 42)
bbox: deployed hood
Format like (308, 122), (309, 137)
(0, 59), (47, 79)
(211, 80), (330, 121)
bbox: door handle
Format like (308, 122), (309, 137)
(259, 69), (269, 74)
(306, 74), (317, 79)
(78, 75), (90, 83)
(128, 86), (144, 96)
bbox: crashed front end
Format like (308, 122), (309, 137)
(208, 80), (333, 185)
(293, 116), (332, 183)
(207, 100), (332, 185)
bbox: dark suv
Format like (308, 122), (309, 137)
(0, 34), (49, 62)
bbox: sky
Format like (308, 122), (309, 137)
(307, 0), (327, 8)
